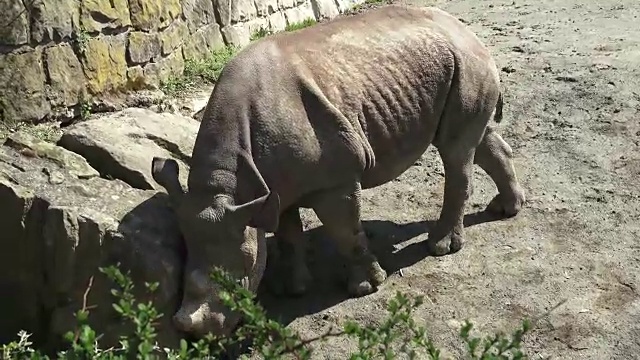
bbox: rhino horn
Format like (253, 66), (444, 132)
(151, 157), (185, 203)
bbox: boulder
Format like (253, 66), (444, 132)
(0, 139), (184, 349)
(58, 108), (198, 190)
(4, 132), (99, 180)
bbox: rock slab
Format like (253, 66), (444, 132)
(0, 139), (184, 349)
(58, 108), (199, 190)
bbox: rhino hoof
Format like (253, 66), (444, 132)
(347, 260), (387, 297)
(487, 189), (526, 218)
(425, 232), (464, 256)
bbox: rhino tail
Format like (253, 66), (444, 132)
(493, 91), (504, 123)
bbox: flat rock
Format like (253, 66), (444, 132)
(0, 146), (183, 349)
(58, 108), (199, 190)
(4, 132), (99, 180)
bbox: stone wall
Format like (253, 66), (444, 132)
(0, 0), (363, 124)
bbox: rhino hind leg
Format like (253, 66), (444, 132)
(425, 143), (475, 256)
(311, 183), (387, 297)
(474, 127), (526, 217)
(267, 207), (312, 296)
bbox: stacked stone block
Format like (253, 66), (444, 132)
(0, 0), (364, 124)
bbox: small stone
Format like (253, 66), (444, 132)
(127, 32), (161, 64)
(143, 50), (184, 89)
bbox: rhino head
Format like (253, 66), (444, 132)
(150, 155), (280, 338)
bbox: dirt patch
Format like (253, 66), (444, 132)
(256, 0), (640, 358)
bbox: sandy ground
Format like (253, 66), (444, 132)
(257, 0), (640, 358)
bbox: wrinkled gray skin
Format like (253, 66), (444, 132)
(151, 5), (526, 338)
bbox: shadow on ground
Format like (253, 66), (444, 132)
(258, 209), (507, 326)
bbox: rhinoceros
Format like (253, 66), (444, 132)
(151, 4), (526, 337)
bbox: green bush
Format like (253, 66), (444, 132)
(2, 264), (532, 360)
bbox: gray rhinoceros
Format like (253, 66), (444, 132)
(151, 5), (526, 337)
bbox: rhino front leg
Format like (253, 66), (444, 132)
(267, 207), (312, 296)
(311, 183), (387, 297)
(474, 127), (526, 217)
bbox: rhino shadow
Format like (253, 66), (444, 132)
(257, 209), (506, 327)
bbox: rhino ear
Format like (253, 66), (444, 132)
(151, 157), (185, 202)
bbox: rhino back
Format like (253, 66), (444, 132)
(271, 6), (462, 188)
(189, 6), (500, 208)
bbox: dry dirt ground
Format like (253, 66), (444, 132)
(256, 0), (640, 359)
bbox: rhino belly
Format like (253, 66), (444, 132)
(360, 124), (438, 189)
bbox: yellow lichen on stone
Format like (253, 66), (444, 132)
(129, 0), (182, 31)
(80, 0), (131, 32)
(81, 36), (127, 95)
